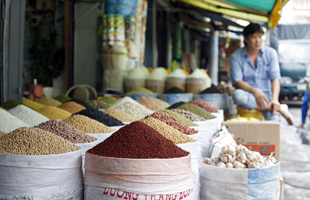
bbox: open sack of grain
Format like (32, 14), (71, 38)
(84, 121), (194, 200)
(0, 127), (83, 200)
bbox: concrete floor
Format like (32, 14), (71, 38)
(280, 107), (310, 199)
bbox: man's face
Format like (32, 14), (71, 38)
(244, 32), (263, 51)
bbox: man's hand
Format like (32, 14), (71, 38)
(269, 100), (281, 115)
(252, 88), (269, 109)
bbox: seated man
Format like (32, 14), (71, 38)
(230, 23), (294, 125)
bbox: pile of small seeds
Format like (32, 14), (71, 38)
(54, 94), (72, 103)
(144, 112), (198, 135)
(88, 121), (189, 159)
(126, 87), (154, 95)
(38, 97), (62, 107)
(0, 130), (6, 137)
(8, 105), (49, 126)
(189, 99), (219, 112)
(136, 97), (162, 111)
(0, 127), (80, 155)
(0, 109), (30, 133)
(38, 106), (72, 119)
(110, 97), (153, 119)
(98, 96), (118, 105)
(151, 98), (170, 109)
(0, 100), (22, 110)
(103, 108), (138, 122)
(177, 103), (216, 120)
(22, 98), (45, 111)
(167, 101), (186, 109)
(87, 100), (110, 109)
(140, 118), (196, 144)
(35, 120), (97, 143)
(68, 98), (93, 109)
(172, 109), (206, 121)
(74, 108), (123, 126)
(58, 101), (86, 114)
(159, 109), (197, 126)
(63, 115), (115, 133)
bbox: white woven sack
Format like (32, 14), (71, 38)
(177, 142), (201, 200)
(85, 153), (193, 194)
(0, 150), (83, 200)
(188, 127), (201, 142)
(76, 141), (99, 177)
(211, 109), (224, 123)
(85, 186), (194, 200)
(200, 161), (281, 200)
(76, 140), (98, 156)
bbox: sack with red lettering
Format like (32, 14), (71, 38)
(84, 153), (193, 200)
(85, 186), (194, 200)
(177, 141), (200, 200)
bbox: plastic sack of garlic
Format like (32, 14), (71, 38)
(203, 144), (276, 169)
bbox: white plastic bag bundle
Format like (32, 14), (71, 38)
(211, 109), (224, 123)
(84, 153), (193, 199)
(0, 150), (83, 200)
(177, 141), (201, 200)
(194, 118), (221, 158)
(200, 161), (281, 200)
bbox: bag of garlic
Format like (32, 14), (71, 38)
(200, 145), (280, 200)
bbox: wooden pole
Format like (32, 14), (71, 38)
(65, 0), (71, 90)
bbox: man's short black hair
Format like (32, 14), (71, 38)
(243, 23), (264, 46)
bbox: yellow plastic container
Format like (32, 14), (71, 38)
(236, 106), (265, 121)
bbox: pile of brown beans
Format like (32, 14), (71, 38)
(171, 109), (206, 121)
(144, 112), (198, 135)
(140, 118), (196, 144)
(189, 99), (219, 113)
(137, 97), (162, 111)
(35, 120), (97, 143)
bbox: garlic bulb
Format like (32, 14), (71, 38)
(221, 154), (233, 163)
(221, 146), (228, 154)
(203, 158), (213, 165)
(227, 145), (235, 155)
(216, 161), (226, 168)
(226, 162), (234, 168)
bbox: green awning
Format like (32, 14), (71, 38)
(174, 0), (290, 28)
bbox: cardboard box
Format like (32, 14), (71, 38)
(222, 121), (280, 161)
